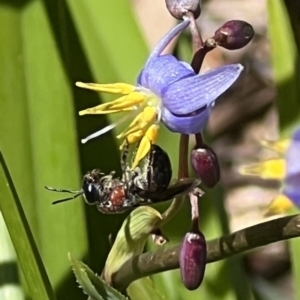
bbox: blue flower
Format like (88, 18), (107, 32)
(283, 128), (300, 206)
(239, 127), (300, 215)
(77, 20), (243, 168)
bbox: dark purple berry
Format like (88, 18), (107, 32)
(191, 145), (220, 188)
(179, 231), (206, 290)
(214, 20), (254, 50)
(165, 0), (201, 20)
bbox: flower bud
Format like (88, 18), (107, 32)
(165, 0), (201, 20)
(213, 20), (254, 50)
(179, 231), (206, 290)
(191, 145), (220, 188)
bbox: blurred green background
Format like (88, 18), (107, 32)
(0, 0), (300, 299)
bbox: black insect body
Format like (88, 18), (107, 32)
(82, 169), (133, 213)
(45, 144), (198, 214)
(126, 143), (172, 200)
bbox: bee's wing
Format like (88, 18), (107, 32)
(150, 178), (201, 203)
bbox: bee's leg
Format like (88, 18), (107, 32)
(120, 139), (133, 200)
(131, 166), (146, 191)
(147, 142), (155, 191)
(120, 139), (129, 173)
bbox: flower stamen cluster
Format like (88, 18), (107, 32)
(77, 20), (244, 167)
(240, 128), (300, 215)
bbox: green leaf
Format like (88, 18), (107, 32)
(0, 1), (88, 295)
(0, 152), (56, 300)
(1, 0), (151, 297)
(21, 0), (88, 286)
(69, 254), (128, 300)
(104, 206), (162, 283)
(127, 277), (166, 300)
(0, 0), (38, 241)
(65, 0), (148, 83)
(0, 214), (24, 300)
(70, 254), (103, 300)
(267, 0), (300, 136)
(288, 207), (300, 300)
(284, 1), (300, 51)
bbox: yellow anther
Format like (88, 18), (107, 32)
(108, 92), (145, 110)
(145, 124), (159, 143)
(76, 82), (135, 94)
(117, 113), (143, 138)
(142, 107), (157, 122)
(119, 130), (145, 150)
(261, 139), (290, 154)
(264, 194), (293, 216)
(79, 102), (110, 115)
(79, 106), (134, 116)
(119, 125), (160, 160)
(131, 136), (152, 170)
(79, 93), (144, 116)
(239, 158), (286, 180)
(117, 107), (157, 139)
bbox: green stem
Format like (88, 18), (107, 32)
(113, 213), (300, 291)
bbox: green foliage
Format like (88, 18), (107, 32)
(127, 277), (166, 300)
(267, 0), (300, 136)
(104, 206), (162, 282)
(267, 1), (300, 300)
(70, 254), (128, 300)
(0, 152), (55, 300)
(0, 0), (147, 299)
(1, 0), (300, 300)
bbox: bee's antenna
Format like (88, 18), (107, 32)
(51, 192), (84, 205)
(44, 186), (84, 205)
(45, 186), (81, 194)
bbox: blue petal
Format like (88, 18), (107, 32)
(283, 127), (300, 206)
(138, 55), (194, 96)
(162, 64), (244, 115)
(292, 126), (300, 142)
(285, 132), (300, 178)
(283, 174), (300, 207)
(283, 189), (300, 207)
(161, 106), (211, 134)
(145, 20), (190, 66)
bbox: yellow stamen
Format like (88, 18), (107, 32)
(145, 124), (159, 143)
(79, 92), (144, 116)
(76, 82), (135, 94)
(108, 92), (145, 110)
(117, 107), (157, 139)
(261, 139), (290, 154)
(79, 92), (145, 116)
(131, 125), (159, 170)
(117, 114), (142, 138)
(79, 107), (134, 116)
(131, 136), (151, 170)
(77, 81), (161, 151)
(119, 130), (145, 150)
(239, 158), (286, 180)
(264, 194), (293, 216)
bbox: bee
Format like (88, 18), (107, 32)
(45, 143), (199, 213)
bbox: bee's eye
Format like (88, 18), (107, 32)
(82, 181), (99, 204)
